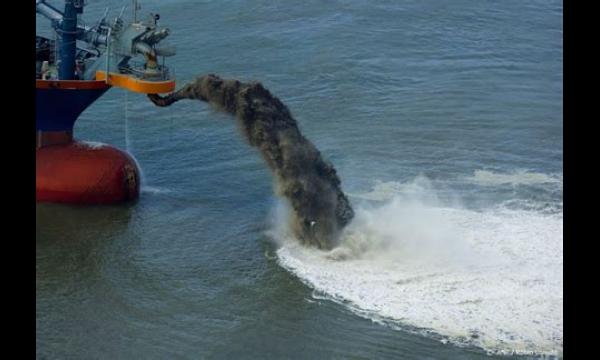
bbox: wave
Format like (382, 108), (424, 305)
(270, 177), (563, 356)
(466, 169), (562, 187)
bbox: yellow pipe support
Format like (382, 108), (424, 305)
(96, 71), (176, 94)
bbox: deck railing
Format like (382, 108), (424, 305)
(118, 61), (172, 81)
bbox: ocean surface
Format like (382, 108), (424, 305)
(36, 1), (563, 358)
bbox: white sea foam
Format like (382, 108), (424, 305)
(467, 169), (562, 187)
(141, 186), (172, 194)
(271, 177), (563, 356)
(78, 140), (107, 150)
(348, 177), (440, 202)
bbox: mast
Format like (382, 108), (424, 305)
(133, 0), (139, 22)
(58, 0), (83, 80)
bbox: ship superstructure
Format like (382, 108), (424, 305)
(36, 0), (175, 204)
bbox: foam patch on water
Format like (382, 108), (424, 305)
(141, 186), (172, 194)
(77, 140), (107, 150)
(270, 178), (563, 356)
(467, 170), (562, 187)
(348, 177), (450, 203)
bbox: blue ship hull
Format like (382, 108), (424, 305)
(36, 85), (110, 132)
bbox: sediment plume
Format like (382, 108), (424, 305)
(148, 74), (354, 249)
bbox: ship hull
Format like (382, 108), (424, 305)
(36, 80), (110, 133)
(35, 79), (141, 205)
(36, 141), (140, 204)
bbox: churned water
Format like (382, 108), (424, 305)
(36, 1), (562, 358)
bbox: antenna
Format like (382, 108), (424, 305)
(132, 0), (141, 23)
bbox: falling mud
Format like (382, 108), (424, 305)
(148, 74), (354, 249)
